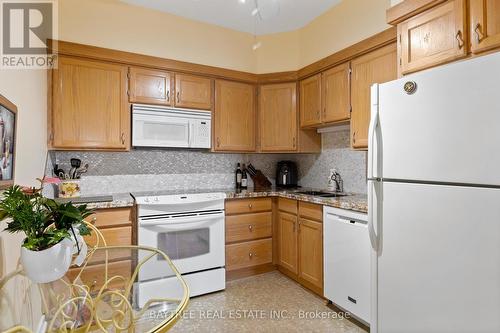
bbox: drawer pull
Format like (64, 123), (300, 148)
(91, 217), (97, 224)
(248, 203), (253, 209)
(248, 225), (253, 231)
(249, 252), (253, 258)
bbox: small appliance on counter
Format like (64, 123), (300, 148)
(276, 161), (298, 188)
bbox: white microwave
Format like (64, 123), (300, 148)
(132, 104), (211, 149)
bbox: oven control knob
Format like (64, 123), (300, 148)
(154, 197), (159, 202)
(144, 198), (150, 203)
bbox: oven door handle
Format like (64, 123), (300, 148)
(139, 215), (223, 229)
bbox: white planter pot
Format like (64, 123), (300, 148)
(20, 238), (73, 283)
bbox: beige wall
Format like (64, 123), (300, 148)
(0, 69), (47, 277)
(298, 0), (392, 68)
(58, 0), (392, 74)
(255, 30), (300, 73)
(59, 0), (257, 73)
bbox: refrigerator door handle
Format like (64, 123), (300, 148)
(368, 180), (379, 251)
(368, 84), (380, 179)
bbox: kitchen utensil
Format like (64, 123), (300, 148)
(75, 164), (89, 179)
(69, 158), (82, 179)
(53, 164), (65, 178)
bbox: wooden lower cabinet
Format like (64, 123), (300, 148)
(67, 206), (135, 288)
(67, 260), (132, 291)
(226, 239), (272, 271)
(278, 211), (298, 274)
(277, 199), (323, 296)
(225, 198), (274, 279)
(298, 218), (323, 294)
(225, 212), (272, 243)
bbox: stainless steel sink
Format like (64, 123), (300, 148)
(294, 190), (349, 198)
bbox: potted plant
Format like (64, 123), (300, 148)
(0, 185), (93, 283)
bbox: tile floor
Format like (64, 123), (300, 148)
(169, 271), (368, 333)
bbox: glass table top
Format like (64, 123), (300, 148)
(0, 246), (189, 333)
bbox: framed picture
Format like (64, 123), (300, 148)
(0, 94), (17, 190)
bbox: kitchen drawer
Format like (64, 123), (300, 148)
(298, 201), (322, 222)
(85, 226), (132, 263)
(86, 207), (133, 228)
(225, 198), (272, 215)
(226, 212), (272, 243)
(226, 238), (272, 271)
(278, 198), (297, 215)
(67, 260), (132, 291)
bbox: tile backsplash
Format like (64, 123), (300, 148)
(46, 129), (367, 195)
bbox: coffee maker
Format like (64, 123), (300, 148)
(276, 161), (298, 188)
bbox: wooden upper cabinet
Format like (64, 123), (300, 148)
(214, 80), (256, 152)
(322, 62), (351, 123)
(128, 67), (172, 105)
(51, 56), (129, 150)
(399, 0), (467, 74)
(470, 0), (500, 54)
(351, 44), (397, 149)
(278, 211), (298, 275)
(298, 217), (323, 292)
(299, 74), (322, 128)
(259, 83), (298, 152)
(174, 74), (212, 110)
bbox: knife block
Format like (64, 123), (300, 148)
(250, 170), (272, 190)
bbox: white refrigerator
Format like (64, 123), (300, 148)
(368, 52), (500, 333)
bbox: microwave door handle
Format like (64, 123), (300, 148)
(190, 123), (195, 147)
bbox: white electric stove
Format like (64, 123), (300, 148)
(135, 192), (226, 301)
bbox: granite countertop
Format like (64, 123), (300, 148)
(131, 187), (368, 214)
(56, 188), (367, 214)
(55, 193), (135, 210)
(226, 188), (368, 214)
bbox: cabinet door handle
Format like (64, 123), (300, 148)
(474, 23), (483, 43)
(293, 221), (296, 232)
(456, 30), (464, 49)
(121, 132), (125, 145)
(176, 91), (180, 103)
(217, 137), (221, 147)
(352, 131), (356, 144)
(293, 137), (296, 148)
(166, 90), (170, 102)
(298, 220), (301, 232)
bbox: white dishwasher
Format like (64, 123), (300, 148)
(324, 206), (370, 324)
